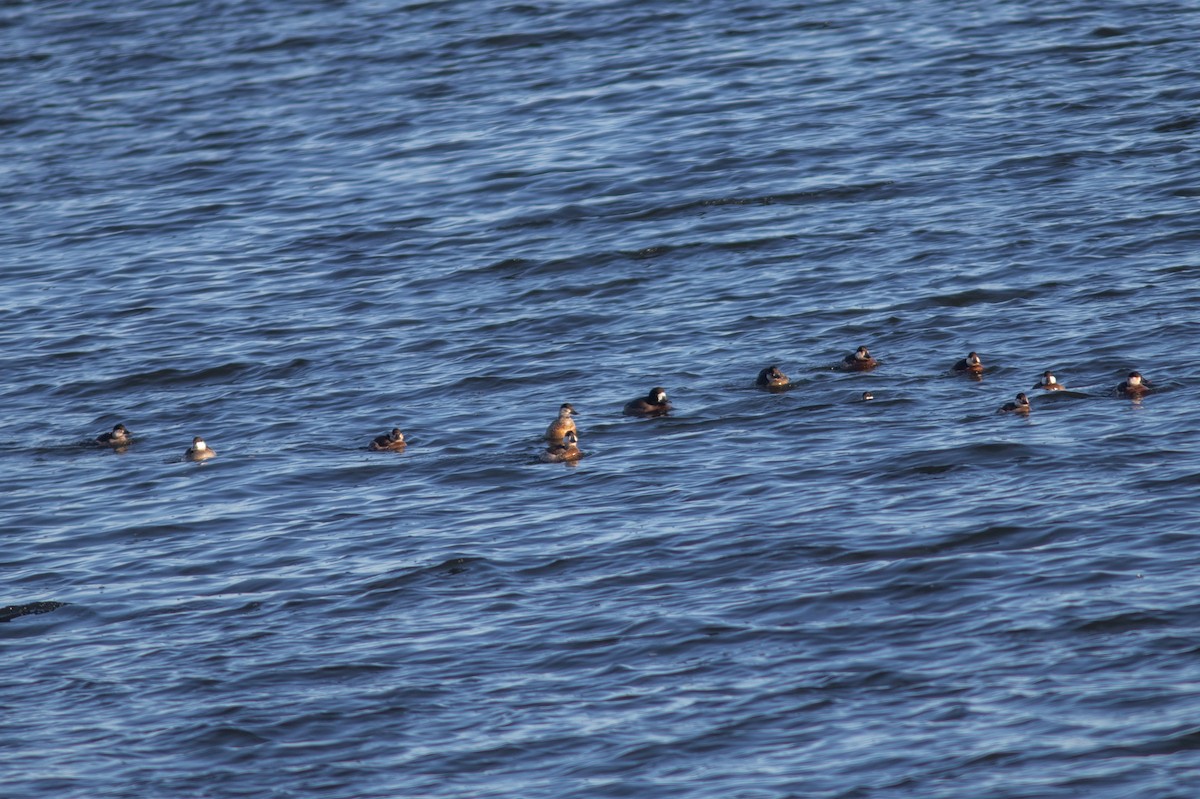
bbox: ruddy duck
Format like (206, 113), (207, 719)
(544, 403), (577, 443)
(1034, 371), (1065, 391)
(369, 428), (406, 451)
(624, 387), (671, 416)
(1116, 371), (1151, 398)
(999, 393), (1031, 414)
(756, 365), (790, 389)
(186, 436), (216, 461)
(541, 430), (583, 462)
(96, 423), (133, 446)
(842, 346), (877, 371)
(861, 391), (874, 401)
(953, 351), (984, 375)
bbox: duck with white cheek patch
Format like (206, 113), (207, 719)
(624, 387), (672, 416)
(1115, 371), (1151, 398)
(998, 393), (1031, 414)
(186, 436), (216, 461)
(842, 346), (877, 371)
(541, 430), (583, 463)
(1034, 371), (1065, 391)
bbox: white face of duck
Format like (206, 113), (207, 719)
(653, 390), (667, 404)
(856, 347), (870, 360)
(1127, 373), (1142, 387)
(967, 353), (981, 366)
(1041, 372), (1057, 385)
(192, 439), (207, 451)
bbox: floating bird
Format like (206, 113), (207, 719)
(369, 428), (407, 452)
(186, 436), (216, 461)
(624, 387), (671, 416)
(544, 403), (577, 443)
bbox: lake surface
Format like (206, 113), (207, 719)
(4, 1), (1200, 797)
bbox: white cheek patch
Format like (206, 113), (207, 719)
(194, 441), (207, 451)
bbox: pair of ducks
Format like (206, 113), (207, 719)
(754, 346), (877, 389)
(535, 387), (675, 463)
(95, 424), (216, 461)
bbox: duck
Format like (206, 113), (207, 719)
(544, 403), (577, 443)
(1116, 371), (1151, 398)
(541, 430), (583, 462)
(953, 351), (984, 375)
(998, 393), (1031, 414)
(756, 365), (790, 389)
(369, 428), (406, 451)
(185, 436), (216, 461)
(842, 346), (877, 371)
(95, 423), (133, 446)
(1034, 370), (1065, 391)
(860, 391), (875, 401)
(624, 386), (671, 416)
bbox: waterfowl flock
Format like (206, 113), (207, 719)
(87, 347), (1155, 465)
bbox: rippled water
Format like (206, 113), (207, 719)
(4, 1), (1200, 797)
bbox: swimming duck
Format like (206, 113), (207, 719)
(96, 423), (133, 446)
(1034, 371), (1065, 391)
(1116, 371), (1151, 398)
(999, 393), (1031, 414)
(756, 365), (790, 389)
(624, 387), (671, 416)
(861, 391), (875, 401)
(186, 436), (216, 461)
(953, 351), (984, 375)
(541, 430), (583, 462)
(842, 346), (877, 371)
(544, 403), (577, 443)
(369, 428), (406, 451)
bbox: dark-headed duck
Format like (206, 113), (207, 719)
(999, 393), (1031, 414)
(1034, 371), (1064, 391)
(96, 423), (133, 446)
(953, 351), (984, 375)
(1116, 371), (1151, 398)
(369, 428), (406, 452)
(541, 430), (583, 463)
(842, 346), (877, 371)
(544, 403), (577, 443)
(186, 436), (216, 461)
(756, 365), (790, 389)
(624, 387), (671, 416)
